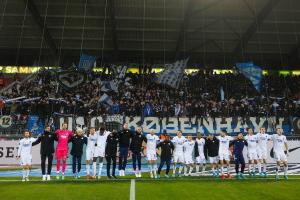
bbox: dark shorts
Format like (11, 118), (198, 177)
(234, 154), (245, 164)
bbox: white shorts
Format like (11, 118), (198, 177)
(93, 146), (105, 158)
(274, 151), (287, 162)
(173, 153), (184, 163)
(219, 151), (230, 161)
(209, 156), (219, 164)
(184, 154), (194, 164)
(248, 151), (258, 161)
(146, 152), (157, 161)
(257, 148), (268, 160)
(20, 155), (32, 166)
(86, 148), (94, 161)
(196, 154), (206, 164)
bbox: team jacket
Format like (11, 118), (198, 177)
(230, 139), (248, 156)
(156, 140), (174, 160)
(70, 135), (87, 156)
(32, 131), (56, 155)
(130, 132), (147, 153)
(205, 136), (219, 157)
(105, 133), (119, 157)
(118, 129), (134, 148)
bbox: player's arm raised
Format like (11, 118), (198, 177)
(32, 135), (41, 146)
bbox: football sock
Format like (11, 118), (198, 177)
(56, 160), (60, 172)
(86, 163), (90, 175)
(98, 162), (103, 176)
(196, 165), (200, 173)
(276, 165), (280, 176)
(22, 169), (26, 178)
(263, 163), (267, 173)
(92, 162), (97, 176)
(62, 160), (66, 173)
(258, 163), (262, 173)
(179, 165), (183, 174)
(284, 165), (288, 176)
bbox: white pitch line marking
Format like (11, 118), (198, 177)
(130, 179), (135, 200)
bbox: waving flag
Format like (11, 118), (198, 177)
(57, 70), (86, 90)
(78, 54), (97, 71)
(111, 65), (127, 80)
(100, 80), (119, 93)
(98, 93), (113, 106)
(100, 65), (129, 93)
(155, 58), (189, 88)
(27, 115), (45, 136)
(236, 62), (262, 92)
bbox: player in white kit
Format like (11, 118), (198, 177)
(195, 133), (206, 175)
(146, 129), (160, 178)
(172, 130), (186, 177)
(183, 135), (196, 176)
(271, 128), (289, 180)
(85, 127), (97, 179)
(17, 130), (37, 182)
(93, 126), (111, 179)
(244, 128), (261, 177)
(217, 130), (234, 179)
(256, 127), (270, 177)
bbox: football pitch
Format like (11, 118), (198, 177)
(1, 176), (300, 200)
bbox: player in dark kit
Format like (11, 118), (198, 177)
(156, 134), (174, 178)
(230, 132), (248, 179)
(32, 125), (56, 181)
(118, 123), (134, 176)
(70, 128), (87, 179)
(130, 127), (147, 178)
(105, 130), (119, 179)
(205, 133), (220, 177)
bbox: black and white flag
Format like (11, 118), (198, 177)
(155, 58), (189, 88)
(100, 80), (119, 93)
(57, 70), (86, 90)
(100, 65), (129, 93)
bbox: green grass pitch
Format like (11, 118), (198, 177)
(1, 176), (300, 200)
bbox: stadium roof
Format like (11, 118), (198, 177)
(1, 0), (300, 68)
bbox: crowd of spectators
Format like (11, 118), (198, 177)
(1, 69), (300, 122)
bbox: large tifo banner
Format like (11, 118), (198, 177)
(0, 140), (299, 165)
(57, 116), (300, 135)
